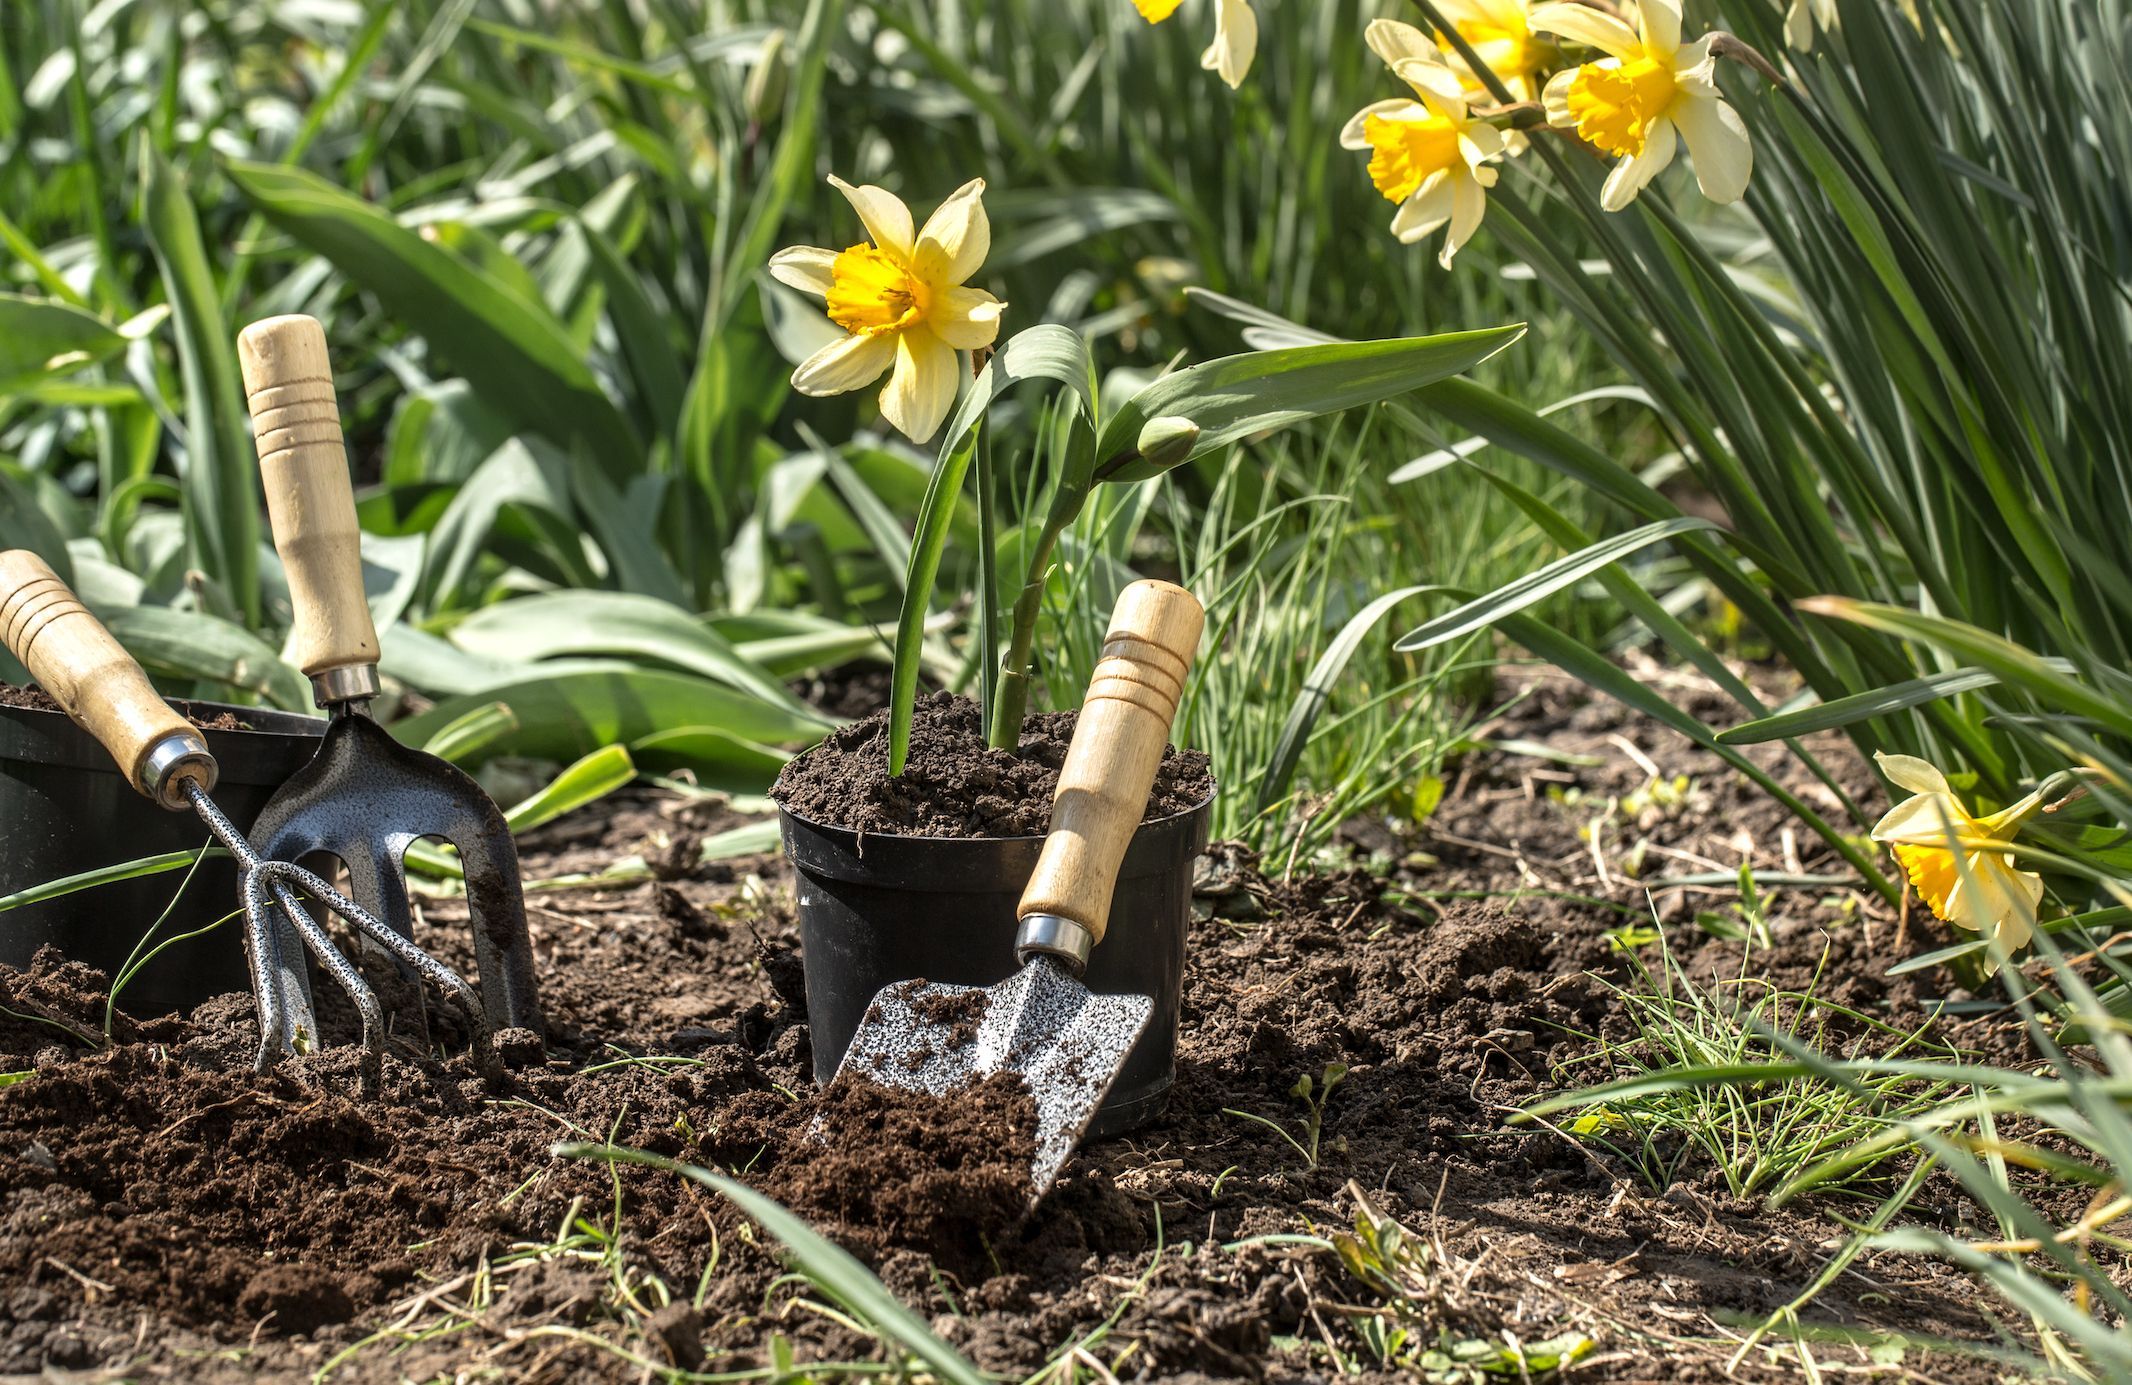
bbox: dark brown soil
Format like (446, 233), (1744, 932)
(773, 690), (1214, 837)
(718, 1072), (1038, 1273)
(0, 680), (251, 731)
(0, 665), (2081, 1381)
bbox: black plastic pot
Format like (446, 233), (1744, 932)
(781, 786), (1213, 1138)
(0, 696), (324, 1016)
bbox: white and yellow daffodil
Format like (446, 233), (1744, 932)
(769, 176), (1006, 445)
(1431, 0), (1549, 103)
(1785, 0), (1838, 51)
(1532, 0), (1753, 211)
(1132, 0), (1258, 89)
(1870, 752), (2046, 964)
(1344, 22), (1506, 268)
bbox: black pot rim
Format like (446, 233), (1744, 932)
(1, 695), (325, 786)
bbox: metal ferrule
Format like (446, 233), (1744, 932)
(1015, 913), (1095, 974)
(311, 663), (381, 708)
(140, 730), (217, 812)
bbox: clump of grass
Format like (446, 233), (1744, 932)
(1536, 929), (1966, 1201)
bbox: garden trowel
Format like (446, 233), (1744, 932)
(832, 579), (1204, 1198)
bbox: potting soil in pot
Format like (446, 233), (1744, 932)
(771, 690), (1213, 836)
(0, 680), (253, 731)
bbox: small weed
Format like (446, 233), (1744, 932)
(1226, 1062), (1348, 1171)
(1330, 1181), (1595, 1380)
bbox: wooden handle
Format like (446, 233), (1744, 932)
(0, 550), (214, 808)
(1018, 579), (1205, 949)
(239, 315), (379, 699)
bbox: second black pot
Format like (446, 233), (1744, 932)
(781, 788), (1213, 1137)
(0, 696), (324, 1016)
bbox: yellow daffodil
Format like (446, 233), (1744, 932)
(1870, 752), (2046, 965)
(1785, 0), (1837, 52)
(1132, 0), (1258, 89)
(1343, 22), (1506, 268)
(1532, 0), (1753, 211)
(768, 176), (1006, 445)
(1431, 0), (1548, 102)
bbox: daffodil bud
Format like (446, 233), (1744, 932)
(1137, 416), (1200, 471)
(745, 29), (788, 126)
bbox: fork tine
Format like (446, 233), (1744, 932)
(453, 819), (541, 1033)
(338, 844), (431, 1048)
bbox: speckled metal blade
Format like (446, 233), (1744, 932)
(835, 957), (1153, 1197)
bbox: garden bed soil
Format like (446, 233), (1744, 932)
(0, 662), (2064, 1381)
(772, 690), (1214, 837)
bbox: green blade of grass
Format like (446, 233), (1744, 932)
(554, 1142), (987, 1385)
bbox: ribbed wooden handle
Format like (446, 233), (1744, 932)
(239, 315), (379, 693)
(0, 550), (206, 805)
(1018, 579), (1205, 947)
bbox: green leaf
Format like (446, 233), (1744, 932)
(888, 326), (1098, 774)
(226, 160), (641, 476)
(554, 1144), (987, 1385)
(390, 668), (834, 765)
(1094, 327), (1524, 484)
(502, 745), (636, 834)
(142, 141), (260, 626)
(0, 293), (127, 393)
(1393, 518), (1720, 652)
(1256, 584), (1446, 816)
(420, 701), (519, 763)
(103, 606), (310, 710)
(447, 590), (820, 719)
(0, 848), (223, 915)
(630, 727), (792, 795)
(1715, 666), (2053, 745)
(1802, 600), (2132, 742)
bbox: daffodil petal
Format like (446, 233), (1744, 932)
(767, 245), (837, 298)
(1341, 98), (1422, 150)
(1399, 57), (1470, 112)
(1527, 3), (1641, 60)
(1441, 172), (1488, 268)
(1785, 0), (1815, 50)
(1672, 34), (1721, 93)
(1133, 0), (1185, 19)
(791, 331), (896, 397)
(930, 285), (1007, 350)
(1639, 0), (1683, 57)
(1391, 169), (1457, 244)
(913, 178), (990, 287)
(1542, 67), (1579, 126)
(878, 328), (959, 444)
(1365, 18), (1437, 69)
(1874, 752), (1953, 798)
(1979, 785), (2049, 834)
(1871, 791), (1974, 847)
(1462, 122), (1506, 162)
(828, 176), (915, 262)
(1600, 116), (1675, 211)
(1673, 96), (1753, 204)
(1200, 0), (1257, 87)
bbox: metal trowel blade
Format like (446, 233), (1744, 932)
(833, 957), (1153, 1197)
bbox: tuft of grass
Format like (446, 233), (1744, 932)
(1538, 927), (1966, 1201)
